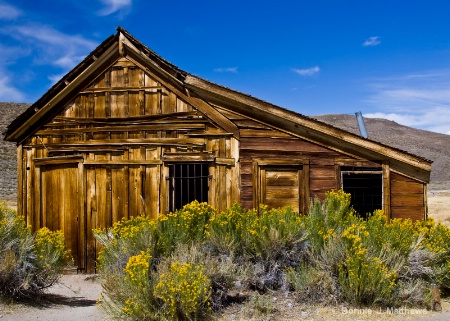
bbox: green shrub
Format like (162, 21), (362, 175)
(0, 204), (71, 300)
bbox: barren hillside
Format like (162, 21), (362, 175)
(0, 103), (449, 202)
(313, 114), (450, 190)
(0, 102), (30, 202)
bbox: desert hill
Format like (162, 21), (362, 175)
(313, 114), (450, 190)
(0, 103), (448, 202)
(0, 103), (30, 202)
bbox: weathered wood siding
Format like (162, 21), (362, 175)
(216, 107), (347, 213)
(390, 172), (426, 220)
(19, 59), (239, 272)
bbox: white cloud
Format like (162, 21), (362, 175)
(0, 3), (22, 20)
(213, 67), (238, 73)
(48, 72), (68, 84)
(363, 36), (381, 47)
(292, 66), (320, 76)
(364, 70), (450, 135)
(3, 23), (97, 70)
(0, 71), (24, 102)
(97, 0), (132, 16)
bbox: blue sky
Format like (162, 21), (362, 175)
(1, 1), (450, 134)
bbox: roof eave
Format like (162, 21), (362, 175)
(184, 75), (431, 182)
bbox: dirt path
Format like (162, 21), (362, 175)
(0, 275), (104, 321)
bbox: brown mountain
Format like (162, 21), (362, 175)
(0, 103), (30, 201)
(0, 103), (448, 202)
(313, 114), (450, 190)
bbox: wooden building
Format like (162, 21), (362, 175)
(4, 28), (431, 272)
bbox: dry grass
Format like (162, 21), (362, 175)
(428, 191), (450, 227)
(214, 291), (449, 321)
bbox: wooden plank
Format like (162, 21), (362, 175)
(147, 165), (160, 218)
(233, 120), (271, 129)
(391, 194), (424, 207)
(86, 167), (96, 273)
(391, 207), (425, 221)
(84, 159), (162, 165)
(162, 152), (215, 162)
(34, 155), (83, 166)
(78, 162), (86, 271)
(128, 165), (141, 216)
(391, 180), (424, 194)
(51, 112), (204, 124)
(310, 179), (336, 192)
(382, 162), (391, 221)
(310, 167), (336, 179)
(80, 86), (164, 93)
(34, 165), (41, 231)
(230, 137), (240, 205)
(111, 165), (128, 223)
(302, 164), (310, 214)
(38, 138), (205, 147)
(17, 146), (24, 220)
(26, 148), (35, 230)
(240, 129), (292, 138)
(240, 137), (332, 152)
(266, 170), (298, 186)
(215, 157), (235, 166)
(265, 186), (298, 199)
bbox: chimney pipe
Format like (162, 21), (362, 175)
(355, 112), (368, 139)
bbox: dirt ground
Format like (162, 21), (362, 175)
(0, 275), (104, 321)
(0, 191), (449, 320)
(1, 275), (450, 321)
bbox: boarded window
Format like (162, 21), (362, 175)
(167, 163), (209, 212)
(257, 164), (304, 212)
(341, 167), (382, 219)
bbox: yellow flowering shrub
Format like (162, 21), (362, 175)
(34, 227), (71, 271)
(155, 261), (211, 320)
(339, 223), (396, 305)
(157, 201), (215, 256)
(121, 250), (154, 318)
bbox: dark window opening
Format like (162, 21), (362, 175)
(341, 167), (382, 219)
(168, 163), (209, 212)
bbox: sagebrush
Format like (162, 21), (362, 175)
(0, 203), (71, 300)
(95, 192), (450, 320)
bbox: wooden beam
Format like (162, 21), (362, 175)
(162, 152), (215, 162)
(84, 159), (162, 165)
(36, 123), (206, 135)
(50, 111), (202, 123)
(382, 161), (391, 222)
(215, 157), (235, 166)
(34, 155), (83, 166)
(122, 45), (240, 139)
(27, 138), (205, 147)
(79, 85), (164, 93)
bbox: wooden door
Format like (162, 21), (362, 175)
(40, 163), (82, 268)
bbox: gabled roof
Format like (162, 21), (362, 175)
(4, 27), (431, 182)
